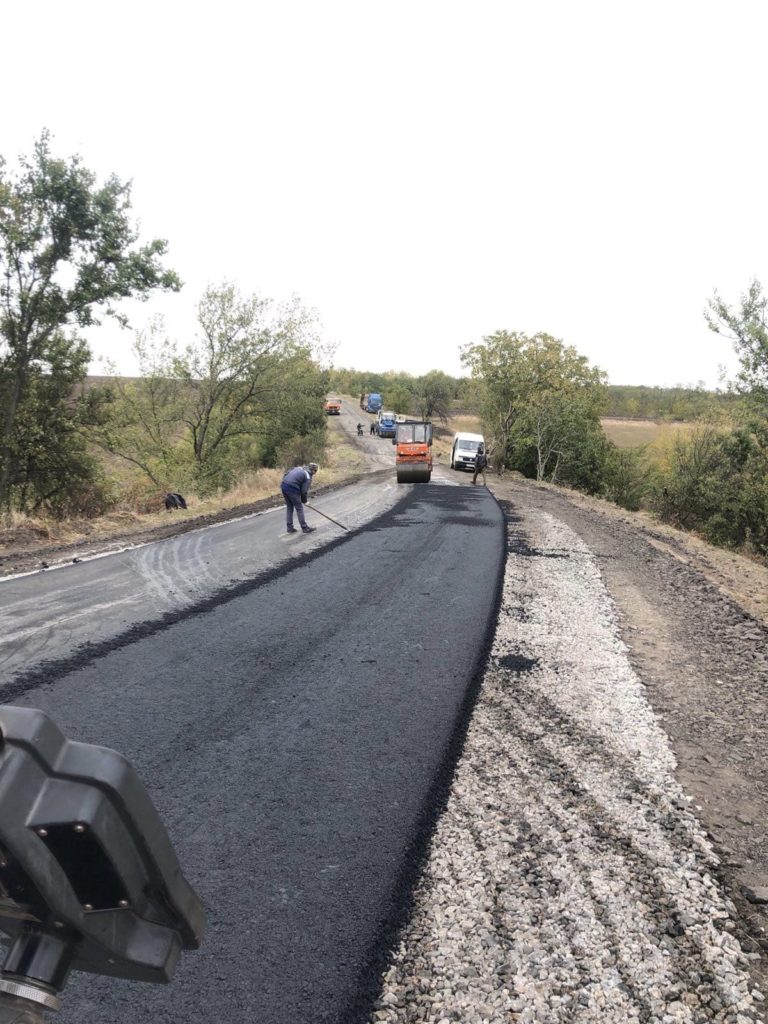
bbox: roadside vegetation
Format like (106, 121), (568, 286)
(0, 135), (333, 537)
(459, 309), (768, 557)
(2, 135), (766, 562)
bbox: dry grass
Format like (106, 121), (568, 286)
(1, 507), (154, 553)
(601, 418), (697, 448)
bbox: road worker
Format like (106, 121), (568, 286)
(281, 463), (318, 534)
(472, 445), (488, 486)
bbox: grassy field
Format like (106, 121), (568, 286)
(600, 418), (696, 448)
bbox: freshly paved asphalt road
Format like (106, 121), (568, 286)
(4, 483), (505, 1023)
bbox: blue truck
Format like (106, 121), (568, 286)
(375, 410), (397, 438)
(365, 393), (383, 413)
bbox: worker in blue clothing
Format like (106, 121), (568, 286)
(281, 463), (319, 534)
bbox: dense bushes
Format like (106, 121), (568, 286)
(602, 447), (652, 512)
(593, 422), (768, 556)
(649, 424), (768, 553)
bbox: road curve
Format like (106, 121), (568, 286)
(10, 483), (505, 1024)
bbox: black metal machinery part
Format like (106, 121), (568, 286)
(0, 706), (205, 1016)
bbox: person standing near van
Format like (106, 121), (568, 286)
(281, 463), (318, 533)
(472, 445), (488, 485)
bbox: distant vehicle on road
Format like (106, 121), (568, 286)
(324, 398), (342, 415)
(375, 410), (397, 438)
(451, 432), (485, 471)
(361, 392), (383, 414)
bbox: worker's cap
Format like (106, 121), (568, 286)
(308, 462), (319, 474)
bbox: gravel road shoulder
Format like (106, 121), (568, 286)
(369, 478), (768, 1023)
(494, 479), (768, 978)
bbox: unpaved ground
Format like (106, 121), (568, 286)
(496, 478), (768, 963)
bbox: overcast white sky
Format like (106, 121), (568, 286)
(4, 0), (766, 387)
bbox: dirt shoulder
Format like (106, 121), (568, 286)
(487, 474), (768, 985)
(531, 478), (768, 628)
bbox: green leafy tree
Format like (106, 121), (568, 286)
(176, 284), (325, 490)
(414, 370), (453, 422)
(386, 385), (414, 417)
(0, 131), (180, 513)
(700, 280), (768, 552)
(706, 279), (768, 401)
(526, 387), (607, 487)
(94, 321), (188, 490)
(100, 285), (328, 495)
(10, 334), (114, 516)
(461, 331), (608, 489)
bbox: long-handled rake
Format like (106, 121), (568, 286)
(305, 503), (351, 533)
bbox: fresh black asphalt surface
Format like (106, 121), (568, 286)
(4, 483), (505, 1023)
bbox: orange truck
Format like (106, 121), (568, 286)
(324, 398), (342, 415)
(393, 421), (433, 483)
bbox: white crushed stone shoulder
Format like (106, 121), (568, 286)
(370, 506), (763, 1024)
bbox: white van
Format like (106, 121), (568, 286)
(450, 432), (485, 471)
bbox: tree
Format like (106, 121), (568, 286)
(706, 279), (768, 400)
(94, 321), (187, 490)
(8, 333), (115, 516)
(0, 131), (180, 512)
(386, 384), (414, 417)
(99, 284), (328, 495)
(699, 281), (768, 554)
(461, 331), (608, 489)
(414, 370), (453, 422)
(176, 284), (325, 490)
(461, 331), (527, 461)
